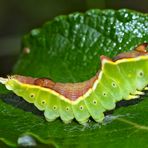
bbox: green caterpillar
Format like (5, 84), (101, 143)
(0, 44), (148, 124)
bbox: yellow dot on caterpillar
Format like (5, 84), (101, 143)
(80, 106), (83, 110)
(53, 106), (57, 110)
(30, 93), (35, 98)
(93, 100), (97, 105)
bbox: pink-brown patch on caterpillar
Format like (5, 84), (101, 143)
(15, 75), (36, 84)
(15, 73), (98, 101)
(100, 55), (112, 62)
(113, 43), (148, 61)
(100, 55), (113, 66)
(52, 74), (98, 101)
(135, 43), (148, 53)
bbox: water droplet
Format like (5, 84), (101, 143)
(132, 15), (138, 19)
(82, 36), (86, 42)
(124, 13), (128, 18)
(31, 29), (40, 36)
(119, 47), (122, 50)
(18, 135), (36, 147)
(75, 24), (80, 29)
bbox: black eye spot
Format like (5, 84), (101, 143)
(53, 106), (57, 110)
(139, 71), (144, 77)
(93, 100), (97, 105)
(103, 92), (107, 96)
(80, 106), (83, 110)
(112, 82), (116, 87)
(30, 93), (35, 98)
(66, 107), (69, 111)
(41, 100), (46, 105)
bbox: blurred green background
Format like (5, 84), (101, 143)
(0, 0), (147, 75)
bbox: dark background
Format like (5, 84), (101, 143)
(0, 0), (147, 75)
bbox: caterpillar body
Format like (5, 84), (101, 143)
(0, 44), (148, 124)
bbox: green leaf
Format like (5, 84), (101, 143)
(13, 9), (148, 82)
(0, 94), (148, 147)
(0, 84), (9, 95)
(0, 9), (148, 147)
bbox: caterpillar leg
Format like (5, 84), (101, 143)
(72, 100), (90, 124)
(59, 100), (74, 124)
(84, 91), (105, 122)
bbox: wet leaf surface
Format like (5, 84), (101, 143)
(0, 93), (148, 147)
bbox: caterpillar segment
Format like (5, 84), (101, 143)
(0, 46), (148, 124)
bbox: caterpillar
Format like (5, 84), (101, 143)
(0, 44), (148, 124)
